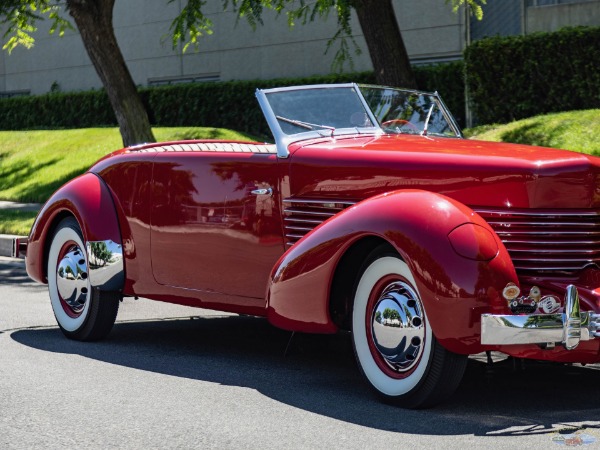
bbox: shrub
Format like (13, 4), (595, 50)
(0, 65), (465, 135)
(464, 26), (600, 124)
(415, 61), (465, 127)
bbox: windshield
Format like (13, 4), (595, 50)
(265, 86), (375, 134)
(360, 86), (457, 137)
(256, 83), (462, 157)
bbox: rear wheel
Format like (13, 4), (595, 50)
(47, 217), (120, 341)
(351, 246), (467, 408)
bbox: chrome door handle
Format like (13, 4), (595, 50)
(251, 187), (273, 196)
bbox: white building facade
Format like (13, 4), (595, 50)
(0, 0), (598, 96)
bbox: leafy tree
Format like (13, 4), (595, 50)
(173, 0), (486, 88)
(0, 0), (155, 146)
(89, 241), (113, 267)
(382, 307), (393, 320)
(375, 310), (382, 323)
(0, 0), (485, 146)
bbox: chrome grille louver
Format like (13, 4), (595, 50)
(474, 208), (600, 274)
(283, 198), (356, 246)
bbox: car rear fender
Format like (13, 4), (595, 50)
(26, 172), (124, 292)
(267, 189), (518, 354)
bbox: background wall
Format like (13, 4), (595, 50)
(0, 0), (466, 95)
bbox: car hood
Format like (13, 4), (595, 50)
(288, 134), (600, 209)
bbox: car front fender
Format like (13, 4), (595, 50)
(267, 189), (518, 354)
(26, 172), (124, 292)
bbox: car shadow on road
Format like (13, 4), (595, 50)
(10, 315), (600, 437)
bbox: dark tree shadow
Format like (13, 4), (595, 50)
(499, 122), (570, 150)
(10, 315), (600, 438)
(0, 259), (43, 287)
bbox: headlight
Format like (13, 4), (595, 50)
(447, 223), (498, 261)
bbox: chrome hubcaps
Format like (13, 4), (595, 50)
(56, 244), (89, 314)
(371, 281), (425, 373)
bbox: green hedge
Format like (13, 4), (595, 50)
(414, 61), (465, 127)
(0, 65), (466, 136)
(465, 26), (600, 124)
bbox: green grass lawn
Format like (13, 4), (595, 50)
(465, 109), (600, 154)
(0, 126), (258, 236)
(1, 111), (598, 237)
(0, 127), (259, 204)
(0, 210), (38, 235)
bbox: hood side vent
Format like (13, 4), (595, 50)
(474, 207), (600, 275)
(283, 198), (356, 246)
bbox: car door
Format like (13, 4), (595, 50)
(150, 147), (284, 305)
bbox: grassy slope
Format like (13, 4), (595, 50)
(0, 127), (258, 204)
(2, 112), (599, 235)
(0, 127), (258, 235)
(0, 210), (38, 235)
(464, 109), (600, 155)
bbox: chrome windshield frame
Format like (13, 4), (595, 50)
(255, 83), (462, 158)
(256, 83), (381, 159)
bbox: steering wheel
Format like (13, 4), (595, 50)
(381, 119), (419, 133)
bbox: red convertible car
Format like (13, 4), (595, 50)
(16, 83), (600, 408)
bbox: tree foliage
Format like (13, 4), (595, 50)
(0, 0), (486, 142)
(0, 1), (71, 53)
(171, 0), (485, 72)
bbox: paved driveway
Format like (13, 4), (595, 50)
(1, 257), (599, 449)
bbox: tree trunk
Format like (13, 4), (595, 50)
(66, 0), (155, 146)
(353, 0), (417, 89)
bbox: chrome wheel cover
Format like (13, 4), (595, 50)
(371, 281), (425, 373)
(56, 244), (89, 314)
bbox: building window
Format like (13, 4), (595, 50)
(147, 74), (220, 87)
(0, 90), (30, 99)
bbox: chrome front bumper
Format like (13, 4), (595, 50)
(481, 285), (600, 350)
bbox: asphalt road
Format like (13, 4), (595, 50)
(1, 256), (599, 449)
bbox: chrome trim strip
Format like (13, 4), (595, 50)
(283, 198), (357, 206)
(86, 240), (124, 292)
(283, 209), (337, 217)
(284, 218), (325, 224)
(285, 234), (306, 240)
(474, 208), (600, 217)
(11, 236), (28, 259)
(508, 248), (600, 254)
(564, 285), (581, 350)
(285, 226), (315, 232)
(508, 257), (598, 263)
(256, 85), (381, 159)
(481, 285), (597, 347)
(486, 221), (600, 227)
(495, 231), (600, 236)
(513, 268), (592, 271)
(501, 241), (600, 246)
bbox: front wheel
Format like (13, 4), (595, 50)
(47, 217), (120, 341)
(352, 248), (467, 408)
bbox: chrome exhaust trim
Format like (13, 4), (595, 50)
(481, 285), (598, 349)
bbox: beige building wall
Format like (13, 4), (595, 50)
(526, 1), (600, 32)
(0, 0), (466, 95)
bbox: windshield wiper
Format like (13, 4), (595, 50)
(420, 104), (435, 137)
(276, 115), (335, 133)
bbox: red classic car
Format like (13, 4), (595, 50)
(17, 83), (600, 408)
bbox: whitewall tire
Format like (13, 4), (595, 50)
(47, 217), (119, 341)
(352, 247), (467, 408)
